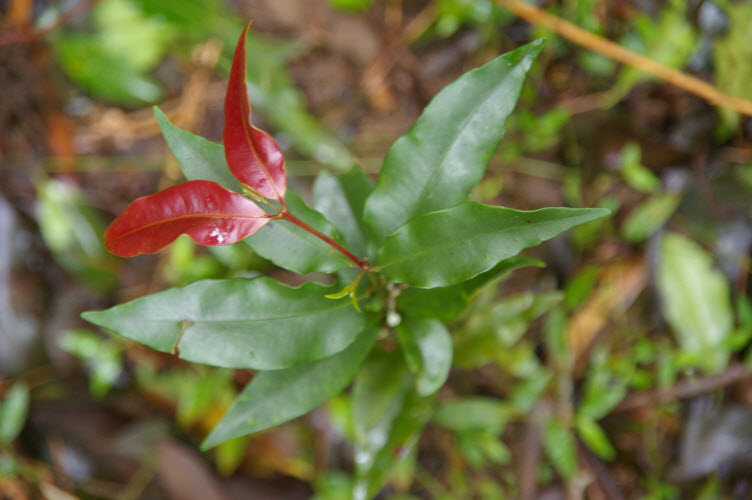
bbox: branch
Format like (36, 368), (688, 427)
(493, 0), (752, 117)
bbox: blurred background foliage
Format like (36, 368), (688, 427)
(2, 0), (752, 498)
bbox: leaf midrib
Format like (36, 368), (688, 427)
(380, 210), (582, 269)
(111, 212), (268, 241)
(121, 299), (353, 325)
(408, 67), (514, 221)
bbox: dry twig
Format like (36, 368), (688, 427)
(493, 0), (752, 117)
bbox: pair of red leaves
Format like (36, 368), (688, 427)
(105, 24), (287, 257)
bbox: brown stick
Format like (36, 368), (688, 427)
(493, 0), (752, 117)
(615, 362), (752, 412)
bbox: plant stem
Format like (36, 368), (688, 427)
(280, 211), (369, 270)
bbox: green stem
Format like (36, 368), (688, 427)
(280, 211), (369, 270)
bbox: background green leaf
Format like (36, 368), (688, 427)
(621, 193), (680, 243)
(378, 203), (609, 288)
(542, 418), (577, 479)
(396, 318), (452, 396)
(351, 349), (433, 500)
(433, 397), (510, 434)
(363, 40), (543, 247)
(36, 178), (119, 292)
(82, 277), (365, 370)
(575, 414), (615, 460)
(203, 324), (378, 449)
(0, 382), (29, 446)
(52, 0), (174, 105)
(656, 232), (733, 373)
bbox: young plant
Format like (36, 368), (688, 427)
(83, 23), (608, 498)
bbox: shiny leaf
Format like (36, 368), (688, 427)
(396, 317), (452, 396)
(363, 40), (543, 246)
(313, 167), (374, 257)
(224, 23), (286, 200)
(104, 180), (269, 257)
(82, 277), (366, 370)
(378, 203), (609, 288)
(154, 107), (243, 193)
(202, 324), (378, 449)
(397, 256), (543, 321)
(246, 190), (354, 273)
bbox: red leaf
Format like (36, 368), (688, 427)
(105, 180), (270, 257)
(223, 23), (287, 201)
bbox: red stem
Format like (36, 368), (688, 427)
(281, 211), (368, 270)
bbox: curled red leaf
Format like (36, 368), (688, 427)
(223, 23), (287, 201)
(105, 180), (270, 257)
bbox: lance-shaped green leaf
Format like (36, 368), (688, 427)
(657, 232), (733, 373)
(313, 167), (374, 257)
(82, 277), (366, 370)
(351, 349), (433, 500)
(378, 203), (609, 288)
(202, 324), (378, 449)
(396, 317), (452, 396)
(154, 107), (243, 193)
(246, 190), (354, 274)
(363, 40), (543, 247)
(434, 397), (511, 435)
(397, 256), (542, 321)
(0, 382), (29, 446)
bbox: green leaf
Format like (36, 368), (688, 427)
(352, 350), (433, 500)
(579, 349), (631, 419)
(313, 167), (374, 257)
(618, 142), (661, 194)
(575, 414), (615, 460)
(363, 41), (543, 247)
(93, 0), (175, 72)
(327, 0), (374, 12)
(657, 232), (733, 373)
(0, 382), (29, 446)
(202, 324), (378, 449)
(154, 107), (243, 193)
(246, 190), (354, 274)
(59, 329), (123, 398)
(397, 256), (543, 321)
(621, 193), (680, 243)
(377, 203), (609, 288)
(396, 318), (452, 396)
(542, 418), (577, 479)
(433, 397), (510, 435)
(36, 178), (119, 292)
(82, 277), (365, 370)
(53, 34), (163, 105)
(713, 2), (752, 101)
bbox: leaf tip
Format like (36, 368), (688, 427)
(200, 432), (222, 451)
